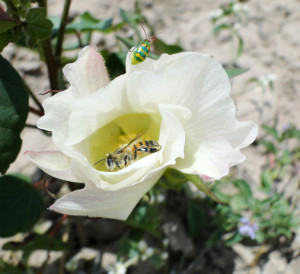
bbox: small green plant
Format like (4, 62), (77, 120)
(210, 178), (298, 245)
(209, 0), (249, 62)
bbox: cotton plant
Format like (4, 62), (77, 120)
(25, 46), (258, 220)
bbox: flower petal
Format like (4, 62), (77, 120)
(37, 88), (75, 144)
(175, 118), (258, 180)
(49, 169), (163, 220)
(126, 52), (227, 113)
(24, 151), (82, 183)
(126, 52), (258, 179)
(158, 104), (188, 164)
(64, 75), (128, 145)
(63, 46), (110, 97)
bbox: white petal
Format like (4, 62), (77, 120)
(126, 51), (258, 179)
(49, 169), (164, 220)
(64, 75), (128, 145)
(126, 52), (226, 113)
(24, 151), (82, 183)
(63, 46), (110, 97)
(176, 119), (258, 179)
(37, 88), (75, 144)
(158, 104), (188, 164)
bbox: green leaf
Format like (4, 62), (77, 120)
(25, 7), (53, 46)
(230, 194), (251, 213)
(48, 15), (61, 33)
(225, 67), (249, 78)
(260, 170), (273, 193)
(212, 188), (231, 204)
(3, 234), (65, 253)
(232, 179), (253, 197)
(0, 174), (44, 237)
(126, 203), (160, 238)
(260, 140), (277, 154)
(262, 125), (279, 140)
(0, 30), (12, 52)
(0, 258), (22, 274)
(0, 55), (29, 174)
(187, 200), (206, 240)
(116, 35), (136, 49)
(100, 50), (126, 80)
(164, 168), (188, 185)
(230, 195), (248, 213)
(153, 38), (183, 55)
(213, 23), (230, 35)
(236, 34), (244, 58)
(149, 253), (165, 269)
(281, 126), (300, 141)
(225, 231), (243, 246)
(66, 12), (113, 33)
(120, 8), (137, 29)
(120, 236), (140, 258)
(206, 230), (223, 247)
(279, 149), (291, 165)
(0, 7), (21, 34)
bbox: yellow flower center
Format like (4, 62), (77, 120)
(88, 113), (161, 171)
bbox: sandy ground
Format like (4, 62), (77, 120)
(3, 0), (300, 273)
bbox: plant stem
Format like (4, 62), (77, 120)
(55, 0), (72, 62)
(250, 244), (269, 274)
(37, 0), (59, 90)
(29, 106), (44, 116)
(41, 39), (59, 90)
(184, 173), (223, 205)
(24, 83), (43, 111)
(75, 32), (84, 48)
(25, 123), (38, 129)
(37, 0), (47, 10)
(5, 0), (20, 21)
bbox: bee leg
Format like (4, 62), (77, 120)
(124, 155), (128, 167)
(115, 159), (121, 170)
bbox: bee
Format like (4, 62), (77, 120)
(94, 133), (161, 171)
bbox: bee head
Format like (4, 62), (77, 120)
(106, 154), (116, 171)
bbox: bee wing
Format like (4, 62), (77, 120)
(121, 132), (145, 152)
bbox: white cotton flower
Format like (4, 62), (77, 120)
(25, 46), (258, 220)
